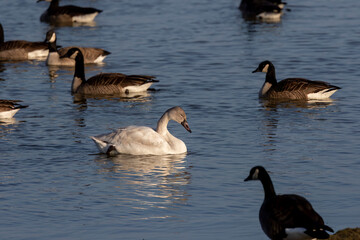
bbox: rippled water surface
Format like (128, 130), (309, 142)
(1, 0), (360, 239)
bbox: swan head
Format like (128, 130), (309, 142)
(252, 60), (273, 73)
(167, 106), (192, 133)
(244, 166), (267, 181)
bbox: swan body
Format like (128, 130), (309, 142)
(91, 106), (192, 156)
(253, 60), (340, 100)
(0, 23), (48, 60)
(38, 0), (102, 23)
(61, 47), (157, 95)
(245, 166), (333, 240)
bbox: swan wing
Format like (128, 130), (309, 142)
(92, 126), (169, 155)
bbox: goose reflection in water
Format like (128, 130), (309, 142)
(259, 98), (337, 155)
(260, 98), (335, 110)
(94, 153), (191, 208)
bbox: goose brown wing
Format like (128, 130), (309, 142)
(85, 73), (157, 87)
(0, 40), (47, 51)
(277, 78), (339, 94)
(0, 100), (27, 110)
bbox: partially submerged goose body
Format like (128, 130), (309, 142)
(62, 48), (158, 95)
(38, 0), (102, 24)
(253, 60), (340, 100)
(0, 23), (48, 61)
(239, 0), (286, 21)
(45, 30), (110, 66)
(0, 100), (28, 118)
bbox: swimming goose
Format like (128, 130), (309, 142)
(0, 23), (48, 60)
(239, 0), (285, 21)
(0, 100), (28, 118)
(91, 106), (192, 156)
(253, 60), (341, 100)
(45, 30), (110, 66)
(38, 0), (102, 23)
(245, 166), (334, 240)
(62, 48), (158, 95)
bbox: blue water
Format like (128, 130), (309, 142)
(0, 0), (360, 239)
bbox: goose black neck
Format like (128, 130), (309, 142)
(265, 63), (278, 86)
(48, 39), (57, 53)
(49, 0), (59, 8)
(0, 24), (4, 44)
(74, 52), (86, 81)
(260, 171), (276, 200)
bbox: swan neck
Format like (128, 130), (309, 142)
(156, 112), (170, 135)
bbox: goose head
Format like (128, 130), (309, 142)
(168, 106), (192, 133)
(244, 166), (267, 181)
(45, 30), (57, 43)
(60, 47), (84, 61)
(252, 60), (273, 73)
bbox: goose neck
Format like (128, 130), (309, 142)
(260, 173), (276, 200)
(49, 0), (59, 8)
(265, 64), (277, 86)
(72, 53), (86, 93)
(0, 24), (4, 44)
(48, 40), (57, 53)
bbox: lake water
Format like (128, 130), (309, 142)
(0, 0), (360, 239)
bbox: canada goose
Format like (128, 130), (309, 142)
(91, 106), (191, 156)
(45, 30), (110, 66)
(0, 100), (28, 118)
(0, 23), (48, 60)
(239, 0), (285, 21)
(38, 0), (102, 23)
(245, 166), (334, 240)
(253, 60), (341, 100)
(62, 48), (158, 95)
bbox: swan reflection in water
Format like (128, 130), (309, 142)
(94, 153), (191, 210)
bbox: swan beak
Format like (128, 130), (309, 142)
(252, 67), (260, 73)
(181, 120), (192, 133)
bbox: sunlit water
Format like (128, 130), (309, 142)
(0, 0), (360, 239)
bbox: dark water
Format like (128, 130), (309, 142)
(0, 0), (359, 239)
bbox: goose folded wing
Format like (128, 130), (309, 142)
(85, 73), (156, 87)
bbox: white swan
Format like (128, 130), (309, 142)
(91, 106), (192, 155)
